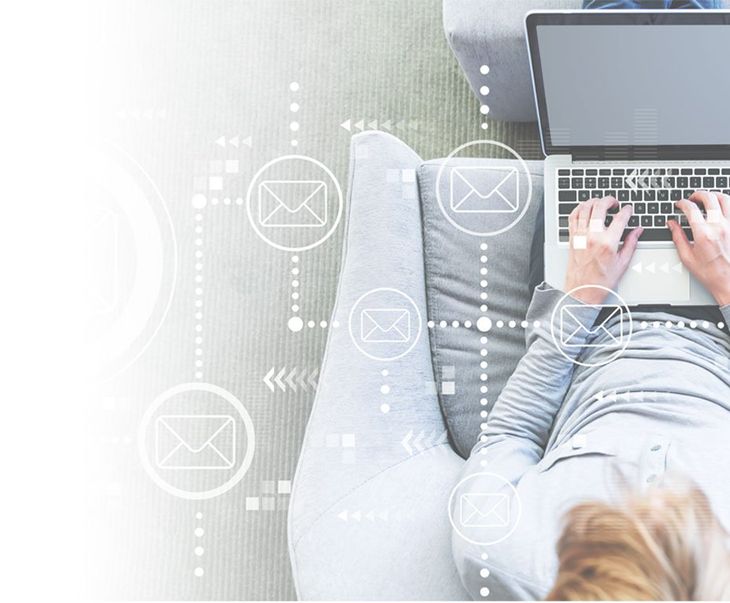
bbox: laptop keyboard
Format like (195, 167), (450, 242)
(556, 166), (730, 243)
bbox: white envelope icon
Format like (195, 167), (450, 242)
(450, 167), (519, 214)
(459, 493), (510, 528)
(560, 305), (624, 348)
(360, 308), (411, 343)
(258, 180), (327, 228)
(86, 208), (119, 315)
(155, 415), (236, 470)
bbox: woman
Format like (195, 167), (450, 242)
(452, 191), (730, 600)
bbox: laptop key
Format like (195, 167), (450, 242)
(578, 190), (590, 202)
(631, 190), (642, 201)
(584, 177), (596, 189)
(641, 215), (653, 227)
(648, 202), (659, 214)
(660, 202), (672, 214)
(644, 190), (656, 201)
(572, 178), (583, 188)
(703, 177), (714, 188)
(709, 168), (720, 175)
(690, 177), (701, 188)
(628, 215), (639, 227)
(635, 202), (646, 214)
(559, 203), (578, 215)
(670, 189), (682, 201)
(618, 190), (629, 201)
(677, 176), (689, 188)
(591, 190), (602, 199)
(559, 191), (577, 202)
(654, 215), (666, 227)
(640, 228), (672, 242)
(598, 177), (610, 188)
(558, 178), (570, 189)
(658, 190), (669, 201)
(559, 216), (569, 228)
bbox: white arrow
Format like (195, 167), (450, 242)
(646, 262), (656, 274)
(297, 367), (308, 390)
(230, 135), (240, 148)
(285, 367), (298, 392)
(660, 263), (669, 274)
(351, 511), (361, 522)
(215, 135), (226, 147)
(368, 119), (378, 130)
(632, 262), (642, 274)
(263, 368), (275, 392)
(381, 120), (392, 131)
(401, 430), (413, 455)
(307, 368), (318, 390)
(340, 119), (351, 132)
(354, 119), (364, 132)
(274, 367), (286, 391)
(395, 120), (406, 130)
(672, 263), (682, 273)
(242, 135), (252, 148)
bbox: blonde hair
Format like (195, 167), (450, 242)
(548, 484), (730, 600)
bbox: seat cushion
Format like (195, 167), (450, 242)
(418, 157), (544, 457)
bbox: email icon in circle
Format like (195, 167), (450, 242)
(450, 166), (519, 214)
(360, 308), (411, 343)
(459, 493), (510, 528)
(258, 180), (328, 228)
(155, 415), (236, 470)
(560, 304), (624, 348)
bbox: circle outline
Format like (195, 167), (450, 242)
(448, 471), (523, 546)
(549, 284), (633, 368)
(245, 154), (343, 252)
(138, 382), (256, 500)
(348, 287), (423, 362)
(435, 139), (533, 237)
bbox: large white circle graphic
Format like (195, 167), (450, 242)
(138, 382), (255, 500)
(435, 140), (533, 237)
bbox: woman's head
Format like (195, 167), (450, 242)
(548, 484), (730, 600)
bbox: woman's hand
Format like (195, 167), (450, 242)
(669, 191), (730, 306)
(563, 196), (643, 304)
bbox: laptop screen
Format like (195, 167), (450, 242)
(527, 12), (730, 159)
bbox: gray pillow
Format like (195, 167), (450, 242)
(417, 158), (544, 457)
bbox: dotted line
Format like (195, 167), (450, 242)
(638, 320), (725, 330)
(289, 81), (300, 147)
(194, 210), (204, 380)
(379, 369), (390, 414)
(479, 551), (491, 598)
(206, 196), (244, 206)
(479, 64), (490, 131)
(479, 242), (489, 430)
(193, 511), (205, 578)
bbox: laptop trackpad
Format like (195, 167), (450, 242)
(619, 249), (690, 304)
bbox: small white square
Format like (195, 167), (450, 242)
(441, 381), (455, 395)
(325, 434), (340, 448)
(573, 235), (587, 250)
(209, 160), (223, 174)
(225, 159), (239, 174)
(277, 480), (291, 494)
(707, 208), (722, 224)
(245, 497), (260, 511)
(442, 365), (456, 380)
(261, 497), (276, 511)
(209, 176), (223, 191)
(589, 218), (604, 233)
(386, 169), (399, 183)
(341, 433), (356, 448)
(401, 169), (416, 183)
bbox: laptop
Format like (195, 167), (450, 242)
(526, 10), (730, 305)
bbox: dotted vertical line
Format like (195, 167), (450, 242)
(289, 82), (300, 148)
(192, 200), (205, 381)
(479, 551), (490, 598)
(193, 511), (205, 578)
(478, 242), (489, 428)
(379, 369), (390, 414)
(479, 65), (490, 131)
(287, 255), (305, 332)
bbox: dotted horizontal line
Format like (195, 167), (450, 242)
(428, 319), (538, 330)
(638, 320), (725, 330)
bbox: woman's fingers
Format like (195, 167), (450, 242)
(588, 196), (618, 232)
(676, 198), (708, 240)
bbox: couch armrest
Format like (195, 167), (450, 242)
(288, 132), (465, 600)
(443, 0), (581, 123)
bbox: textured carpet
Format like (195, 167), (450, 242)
(89, 0), (540, 599)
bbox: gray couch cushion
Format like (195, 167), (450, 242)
(418, 157), (544, 457)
